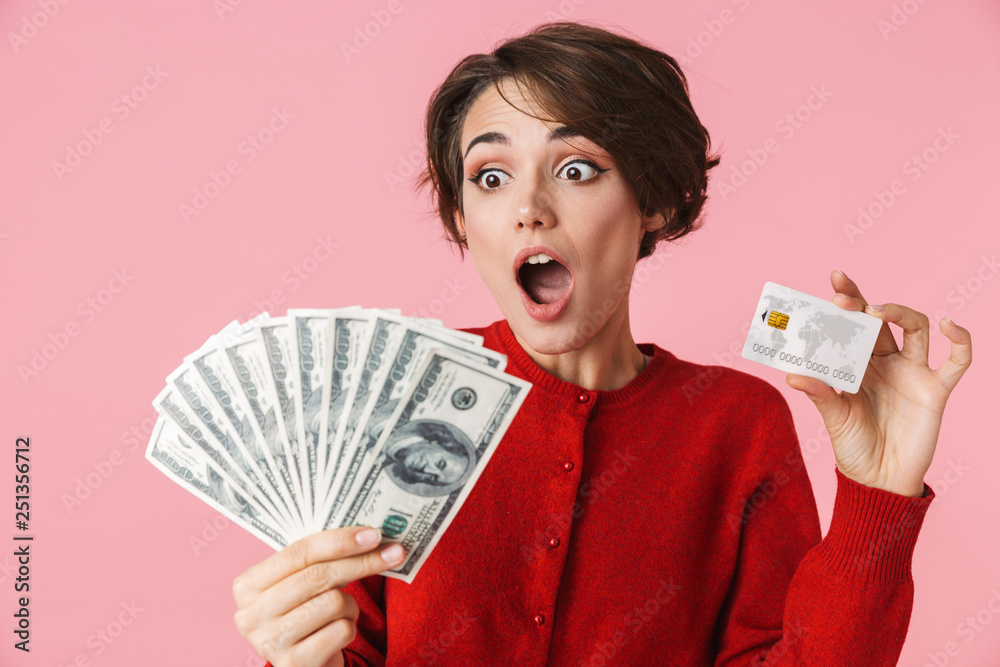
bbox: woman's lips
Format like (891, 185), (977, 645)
(518, 279), (574, 321)
(513, 245), (575, 322)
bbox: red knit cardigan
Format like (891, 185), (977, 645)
(263, 318), (933, 666)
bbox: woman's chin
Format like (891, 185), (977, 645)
(508, 313), (590, 357)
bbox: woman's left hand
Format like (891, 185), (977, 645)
(784, 269), (973, 497)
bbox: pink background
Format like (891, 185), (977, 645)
(2, 0), (998, 665)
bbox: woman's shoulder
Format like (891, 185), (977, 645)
(656, 344), (792, 415)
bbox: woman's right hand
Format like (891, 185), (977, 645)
(233, 526), (405, 667)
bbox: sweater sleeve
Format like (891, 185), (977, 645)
(713, 394), (935, 666)
(261, 574), (387, 667)
(340, 574), (388, 666)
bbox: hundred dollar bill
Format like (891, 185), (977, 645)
(222, 329), (305, 532)
(317, 314), (484, 526)
(315, 309), (374, 525)
(312, 307), (364, 481)
(256, 318), (310, 527)
(187, 327), (304, 534)
(177, 338), (300, 534)
(155, 371), (299, 535)
(332, 312), (483, 474)
(145, 416), (288, 550)
(319, 312), (411, 523)
(338, 347), (530, 582)
(313, 306), (462, 489)
(325, 324), (504, 528)
(287, 309), (337, 523)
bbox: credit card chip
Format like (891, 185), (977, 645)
(766, 310), (789, 330)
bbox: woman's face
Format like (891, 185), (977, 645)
(456, 80), (664, 355)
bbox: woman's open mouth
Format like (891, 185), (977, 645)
(514, 246), (574, 321)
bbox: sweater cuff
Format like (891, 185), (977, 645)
(264, 652), (368, 667)
(811, 465), (935, 584)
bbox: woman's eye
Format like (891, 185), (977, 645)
(469, 160), (606, 192)
(470, 168), (511, 191)
(557, 160), (603, 182)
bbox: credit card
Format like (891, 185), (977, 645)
(741, 281), (882, 393)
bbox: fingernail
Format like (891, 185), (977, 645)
(380, 544), (404, 563)
(866, 304), (885, 312)
(835, 269), (848, 280)
(835, 292), (848, 300)
(945, 316), (955, 326)
(355, 528), (380, 546)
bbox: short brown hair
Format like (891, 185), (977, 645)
(414, 20), (721, 261)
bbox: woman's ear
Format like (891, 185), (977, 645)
(640, 206), (671, 233)
(454, 210), (467, 240)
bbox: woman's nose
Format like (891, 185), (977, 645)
(514, 175), (557, 231)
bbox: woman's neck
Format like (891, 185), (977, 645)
(510, 299), (647, 392)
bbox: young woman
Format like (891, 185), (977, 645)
(232, 21), (972, 666)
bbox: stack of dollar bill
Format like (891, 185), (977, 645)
(145, 307), (531, 583)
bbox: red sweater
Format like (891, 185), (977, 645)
(264, 318), (935, 666)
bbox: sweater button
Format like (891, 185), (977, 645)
(534, 614), (545, 626)
(549, 537), (560, 548)
(577, 393), (589, 403)
(563, 461), (574, 472)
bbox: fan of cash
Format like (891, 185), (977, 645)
(145, 307), (531, 583)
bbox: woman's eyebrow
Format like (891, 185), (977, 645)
(463, 125), (581, 159)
